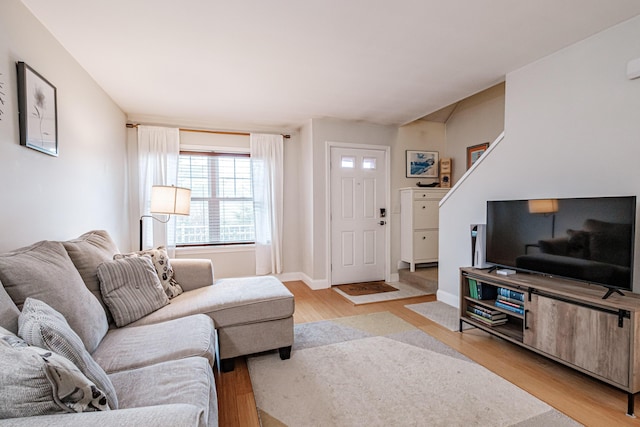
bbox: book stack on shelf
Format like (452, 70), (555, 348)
(495, 287), (525, 315)
(468, 278), (497, 300)
(466, 302), (508, 326)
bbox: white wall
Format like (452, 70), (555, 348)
(438, 15), (640, 306)
(0, 0), (128, 252)
(445, 83), (505, 184)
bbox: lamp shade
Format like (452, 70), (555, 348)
(528, 199), (558, 214)
(150, 185), (191, 215)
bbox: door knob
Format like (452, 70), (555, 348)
(379, 220), (386, 225)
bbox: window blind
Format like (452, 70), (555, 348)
(176, 152), (254, 245)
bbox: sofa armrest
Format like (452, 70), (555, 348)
(172, 258), (215, 292)
(0, 404), (202, 427)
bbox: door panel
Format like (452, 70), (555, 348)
(330, 147), (387, 285)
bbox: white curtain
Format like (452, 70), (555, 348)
(250, 133), (284, 275)
(137, 126), (180, 254)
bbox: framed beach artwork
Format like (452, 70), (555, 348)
(16, 62), (58, 156)
(466, 142), (489, 170)
(406, 150), (438, 178)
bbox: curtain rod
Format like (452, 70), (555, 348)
(126, 123), (290, 139)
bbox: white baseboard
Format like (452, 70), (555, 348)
(389, 273), (399, 283)
(436, 289), (459, 309)
(274, 272), (328, 289)
(274, 272), (303, 283)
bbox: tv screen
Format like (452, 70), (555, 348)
(486, 196), (636, 292)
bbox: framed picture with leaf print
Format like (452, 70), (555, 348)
(17, 62), (58, 156)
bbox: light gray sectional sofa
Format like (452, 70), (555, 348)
(0, 230), (295, 426)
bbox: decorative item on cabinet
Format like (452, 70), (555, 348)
(439, 158), (452, 188)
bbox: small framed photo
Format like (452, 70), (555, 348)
(406, 150), (438, 178)
(16, 62), (58, 156)
(467, 143), (489, 169)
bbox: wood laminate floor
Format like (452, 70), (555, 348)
(215, 280), (637, 427)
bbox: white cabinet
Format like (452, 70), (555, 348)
(400, 188), (448, 272)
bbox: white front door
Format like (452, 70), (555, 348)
(330, 146), (387, 285)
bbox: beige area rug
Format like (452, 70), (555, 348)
(406, 300), (473, 331)
(333, 281), (430, 305)
(248, 312), (581, 427)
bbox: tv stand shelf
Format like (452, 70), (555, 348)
(460, 267), (640, 416)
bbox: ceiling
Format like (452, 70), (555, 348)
(20, 0), (640, 131)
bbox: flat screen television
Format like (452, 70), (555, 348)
(486, 196), (636, 298)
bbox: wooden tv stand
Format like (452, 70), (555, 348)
(459, 267), (640, 416)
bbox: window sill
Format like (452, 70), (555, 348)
(175, 244), (255, 255)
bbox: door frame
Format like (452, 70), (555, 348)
(325, 141), (391, 286)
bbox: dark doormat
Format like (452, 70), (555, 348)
(335, 281), (398, 296)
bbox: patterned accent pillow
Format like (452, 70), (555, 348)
(0, 326), (110, 418)
(18, 298), (118, 409)
(98, 256), (170, 327)
(114, 246), (183, 298)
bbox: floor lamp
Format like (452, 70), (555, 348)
(140, 185), (191, 250)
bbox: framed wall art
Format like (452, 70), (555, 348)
(16, 62), (58, 156)
(466, 142), (489, 169)
(406, 150), (438, 178)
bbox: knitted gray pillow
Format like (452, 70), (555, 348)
(98, 256), (169, 327)
(0, 327), (110, 418)
(18, 298), (118, 409)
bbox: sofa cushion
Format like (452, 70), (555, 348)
(18, 298), (118, 409)
(129, 276), (294, 329)
(92, 314), (216, 373)
(115, 246), (183, 298)
(0, 327), (110, 418)
(0, 240), (109, 353)
(0, 280), (20, 334)
(97, 256), (170, 327)
(62, 230), (120, 322)
(108, 357), (217, 427)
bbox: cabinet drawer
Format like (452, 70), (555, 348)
(413, 200), (440, 229)
(413, 230), (438, 260)
(413, 191), (431, 200)
(413, 190), (447, 200)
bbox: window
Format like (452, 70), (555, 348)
(175, 151), (255, 245)
(341, 156), (355, 168)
